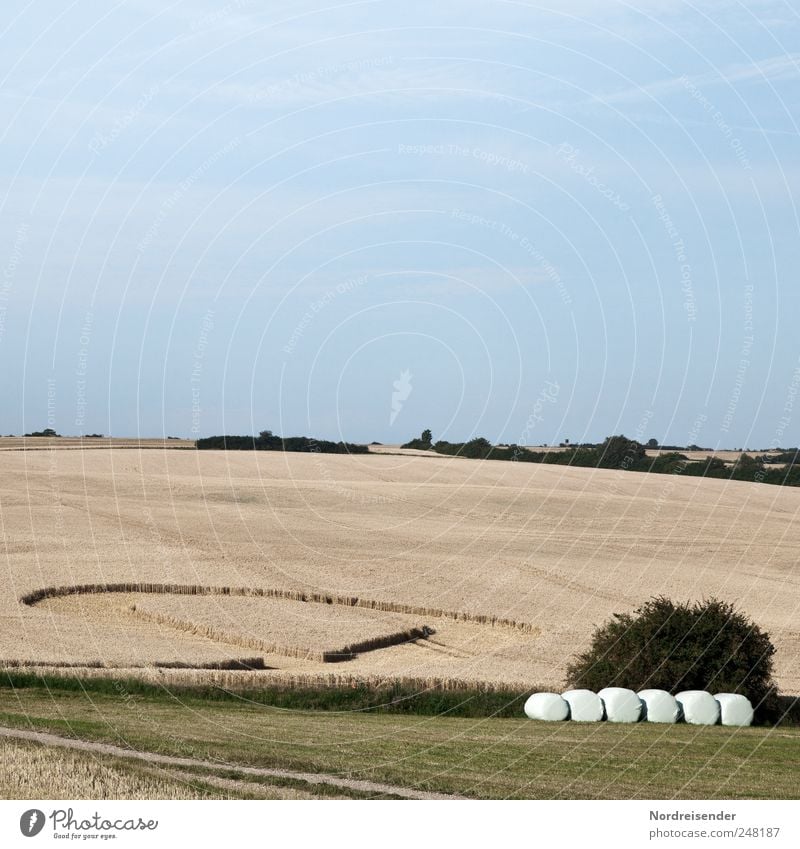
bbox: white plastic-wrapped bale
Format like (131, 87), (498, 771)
(676, 691), (720, 725)
(561, 689), (604, 722)
(598, 687), (642, 723)
(637, 689), (680, 724)
(714, 693), (754, 727)
(523, 692), (569, 721)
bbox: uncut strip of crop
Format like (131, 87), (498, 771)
(0, 740), (223, 800)
(119, 593), (431, 661)
(0, 445), (797, 692)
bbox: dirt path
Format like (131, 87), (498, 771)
(0, 726), (461, 800)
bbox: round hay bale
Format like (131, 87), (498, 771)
(637, 689), (680, 724)
(714, 693), (754, 727)
(676, 690), (720, 725)
(598, 687), (642, 723)
(562, 689), (604, 722)
(523, 692), (569, 721)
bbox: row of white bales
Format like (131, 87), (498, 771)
(525, 688), (754, 726)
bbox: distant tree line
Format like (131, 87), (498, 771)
(762, 448), (800, 464)
(403, 430), (800, 487)
(196, 429), (369, 454)
(401, 429), (433, 450)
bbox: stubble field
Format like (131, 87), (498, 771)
(1, 444), (798, 694)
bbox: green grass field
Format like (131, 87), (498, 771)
(0, 678), (798, 799)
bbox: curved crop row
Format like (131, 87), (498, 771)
(126, 604), (431, 663)
(20, 582), (536, 634)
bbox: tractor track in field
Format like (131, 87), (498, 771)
(0, 725), (463, 800)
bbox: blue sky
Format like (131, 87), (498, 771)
(1, 0), (798, 447)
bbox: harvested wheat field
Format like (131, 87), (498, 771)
(39, 591), (433, 663)
(0, 736), (350, 799)
(0, 436), (195, 451)
(0, 447), (798, 693)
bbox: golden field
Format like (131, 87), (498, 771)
(0, 739), (221, 800)
(0, 437), (195, 451)
(0, 446), (797, 692)
(0, 738), (342, 799)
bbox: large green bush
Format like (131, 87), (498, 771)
(566, 597), (777, 718)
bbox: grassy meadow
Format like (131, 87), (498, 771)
(0, 676), (797, 800)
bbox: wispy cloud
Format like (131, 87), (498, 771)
(370, 266), (562, 298)
(597, 52), (800, 105)
(622, 109), (800, 138)
(173, 58), (519, 111)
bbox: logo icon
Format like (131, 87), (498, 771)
(390, 369), (413, 425)
(20, 809), (45, 837)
